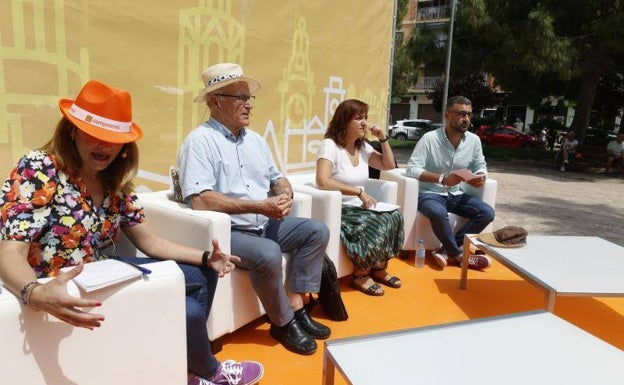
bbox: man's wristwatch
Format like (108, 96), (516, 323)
(438, 174), (445, 185)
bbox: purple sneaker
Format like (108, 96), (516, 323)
(211, 360), (264, 385)
(188, 374), (211, 385)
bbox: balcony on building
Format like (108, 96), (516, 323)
(416, 0), (451, 24)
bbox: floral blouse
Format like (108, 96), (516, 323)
(0, 150), (145, 278)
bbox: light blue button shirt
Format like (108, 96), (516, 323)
(177, 117), (283, 228)
(406, 127), (487, 195)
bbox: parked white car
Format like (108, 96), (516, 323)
(388, 119), (442, 141)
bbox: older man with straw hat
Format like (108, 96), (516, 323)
(177, 63), (332, 356)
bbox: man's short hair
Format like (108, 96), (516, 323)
(445, 96), (472, 111)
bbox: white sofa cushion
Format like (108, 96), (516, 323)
(0, 260), (186, 385)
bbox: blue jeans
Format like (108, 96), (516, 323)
(418, 192), (495, 257)
(118, 257), (219, 379)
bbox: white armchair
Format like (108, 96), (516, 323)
(0, 260), (187, 385)
(380, 168), (498, 251)
(287, 173), (398, 278)
(132, 189), (312, 345)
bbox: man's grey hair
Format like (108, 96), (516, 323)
(445, 96), (472, 111)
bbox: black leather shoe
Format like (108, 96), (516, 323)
(294, 307), (331, 339)
(270, 318), (317, 355)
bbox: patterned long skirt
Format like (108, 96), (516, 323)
(340, 205), (404, 271)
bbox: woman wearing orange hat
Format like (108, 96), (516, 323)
(0, 80), (263, 385)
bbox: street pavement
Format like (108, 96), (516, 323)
(394, 148), (624, 247)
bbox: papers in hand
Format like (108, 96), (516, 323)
(62, 259), (145, 292)
(450, 169), (484, 182)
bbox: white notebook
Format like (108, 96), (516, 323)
(344, 201), (400, 213)
(366, 202), (400, 212)
(62, 259), (143, 292)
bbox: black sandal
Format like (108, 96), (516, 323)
(350, 274), (384, 296)
(371, 268), (402, 289)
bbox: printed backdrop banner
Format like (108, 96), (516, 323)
(0, 0), (395, 190)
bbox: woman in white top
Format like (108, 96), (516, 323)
(316, 99), (404, 296)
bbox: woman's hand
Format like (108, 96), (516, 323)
(29, 262), (105, 330)
(358, 190), (378, 209)
(368, 124), (386, 141)
(207, 239), (241, 277)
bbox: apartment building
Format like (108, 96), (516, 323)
(391, 0), (451, 124)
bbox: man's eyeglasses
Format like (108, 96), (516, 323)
(215, 93), (255, 104)
(449, 110), (473, 119)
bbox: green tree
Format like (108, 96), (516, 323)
(406, 24), (447, 73)
(462, 0), (624, 139)
(425, 73), (499, 113)
(593, 70), (624, 132)
(407, 0), (624, 139)
(392, 44), (419, 97)
(392, 0), (419, 97)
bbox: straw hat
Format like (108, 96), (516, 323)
(59, 80), (143, 144)
(193, 63), (261, 103)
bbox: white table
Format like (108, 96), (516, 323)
(460, 235), (624, 311)
(322, 311), (624, 385)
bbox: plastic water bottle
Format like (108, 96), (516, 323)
(415, 239), (426, 268)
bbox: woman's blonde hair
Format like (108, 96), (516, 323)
(40, 117), (138, 194)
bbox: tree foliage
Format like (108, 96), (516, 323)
(594, 71), (624, 132)
(426, 73), (499, 113)
(392, 44), (419, 97)
(405, 0), (624, 139)
(406, 24), (447, 73)
(392, 0), (419, 97)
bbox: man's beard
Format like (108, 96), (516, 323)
(450, 120), (469, 134)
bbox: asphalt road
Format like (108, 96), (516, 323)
(394, 148), (624, 247)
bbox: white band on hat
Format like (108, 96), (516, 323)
(68, 104), (131, 133)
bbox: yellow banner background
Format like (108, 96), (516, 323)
(0, 0), (395, 190)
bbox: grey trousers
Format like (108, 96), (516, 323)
(230, 216), (329, 327)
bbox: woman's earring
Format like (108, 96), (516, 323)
(121, 152), (127, 158)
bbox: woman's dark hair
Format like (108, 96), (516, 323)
(325, 99), (369, 149)
(40, 117), (139, 194)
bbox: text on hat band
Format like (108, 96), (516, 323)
(69, 104), (132, 133)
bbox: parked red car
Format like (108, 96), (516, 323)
(477, 125), (541, 148)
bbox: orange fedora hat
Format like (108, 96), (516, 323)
(59, 80), (143, 144)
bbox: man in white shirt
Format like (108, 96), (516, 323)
(177, 63), (331, 356)
(605, 133), (624, 175)
(406, 96), (495, 271)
